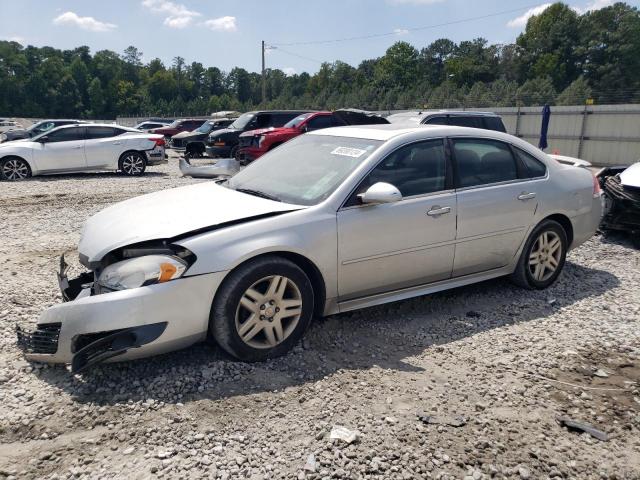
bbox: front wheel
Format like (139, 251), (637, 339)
(1, 157), (31, 181)
(119, 152), (146, 176)
(210, 256), (314, 362)
(510, 219), (568, 289)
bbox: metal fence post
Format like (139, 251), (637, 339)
(577, 104), (589, 158)
(514, 106), (521, 137)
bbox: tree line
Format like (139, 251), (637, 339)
(0, 2), (639, 119)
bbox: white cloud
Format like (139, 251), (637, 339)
(573, 0), (614, 14)
(52, 11), (117, 32)
(3, 36), (25, 43)
(203, 16), (237, 32)
(387, 0), (445, 4)
(282, 67), (296, 76)
(394, 28), (409, 35)
(142, 0), (201, 29)
(506, 3), (551, 28)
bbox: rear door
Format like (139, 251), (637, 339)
(84, 126), (121, 168)
(32, 127), (87, 172)
(451, 137), (538, 277)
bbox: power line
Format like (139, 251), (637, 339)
(268, 46), (323, 65)
(270, 2), (543, 47)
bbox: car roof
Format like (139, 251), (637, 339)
(309, 123), (511, 142)
(390, 110), (500, 118)
(46, 123), (141, 133)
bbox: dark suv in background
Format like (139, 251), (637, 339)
(150, 119), (206, 140)
(387, 110), (507, 132)
(206, 110), (312, 158)
(1, 119), (88, 143)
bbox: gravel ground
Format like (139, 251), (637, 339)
(1, 154), (639, 480)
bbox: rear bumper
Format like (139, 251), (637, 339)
(18, 268), (227, 371)
(571, 194), (604, 249)
(146, 148), (167, 165)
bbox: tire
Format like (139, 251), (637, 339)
(510, 219), (568, 290)
(119, 151), (146, 176)
(210, 255), (314, 362)
(1, 156), (31, 181)
(230, 145), (239, 160)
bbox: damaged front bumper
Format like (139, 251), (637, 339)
(179, 157), (240, 178)
(17, 255), (227, 373)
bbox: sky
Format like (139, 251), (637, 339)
(1, 0), (638, 75)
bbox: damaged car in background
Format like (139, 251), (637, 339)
(170, 117), (237, 157)
(17, 124), (602, 372)
(597, 162), (640, 247)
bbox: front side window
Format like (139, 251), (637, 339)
(453, 138), (518, 187)
(228, 134), (382, 206)
(355, 140), (447, 200)
(424, 116), (448, 126)
(40, 127), (86, 143)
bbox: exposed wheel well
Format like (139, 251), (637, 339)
(222, 252), (327, 318)
(186, 142), (205, 154)
(543, 214), (574, 246)
(269, 142), (283, 150)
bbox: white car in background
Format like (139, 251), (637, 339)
(0, 124), (166, 181)
(0, 120), (22, 133)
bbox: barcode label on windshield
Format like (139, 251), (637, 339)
(331, 147), (367, 158)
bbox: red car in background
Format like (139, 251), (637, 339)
(150, 119), (206, 140)
(237, 109), (388, 164)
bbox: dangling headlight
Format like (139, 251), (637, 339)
(98, 255), (187, 291)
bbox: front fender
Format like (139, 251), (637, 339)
(176, 209), (338, 300)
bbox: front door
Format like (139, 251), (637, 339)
(337, 139), (457, 300)
(32, 126), (87, 173)
(450, 137), (538, 277)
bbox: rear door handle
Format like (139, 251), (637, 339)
(427, 206), (451, 217)
(518, 192), (536, 201)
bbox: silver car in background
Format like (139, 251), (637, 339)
(17, 125), (602, 371)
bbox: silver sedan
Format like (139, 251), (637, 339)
(18, 125), (603, 371)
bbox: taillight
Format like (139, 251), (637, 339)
(150, 138), (165, 147)
(592, 174), (602, 197)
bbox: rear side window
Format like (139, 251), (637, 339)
(45, 127), (86, 142)
(306, 115), (335, 130)
(86, 126), (117, 139)
(423, 116), (448, 126)
(514, 147), (547, 178)
(483, 117), (507, 132)
(449, 116), (484, 129)
(453, 138), (519, 188)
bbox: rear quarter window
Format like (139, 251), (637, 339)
(448, 116), (484, 128)
(514, 147), (547, 178)
(483, 117), (507, 132)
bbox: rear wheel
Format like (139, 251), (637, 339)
(1, 157), (31, 181)
(119, 152), (146, 176)
(230, 145), (239, 160)
(210, 256), (314, 361)
(510, 219), (567, 289)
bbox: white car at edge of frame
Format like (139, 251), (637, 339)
(16, 124), (603, 372)
(0, 123), (166, 180)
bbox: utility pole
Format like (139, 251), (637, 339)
(261, 40), (266, 105)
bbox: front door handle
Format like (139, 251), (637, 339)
(72, 146), (83, 149)
(112, 141), (122, 145)
(518, 192), (536, 201)
(427, 206), (451, 217)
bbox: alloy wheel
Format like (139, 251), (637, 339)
(2, 158), (29, 180)
(235, 275), (303, 349)
(528, 231), (562, 282)
(122, 154), (144, 175)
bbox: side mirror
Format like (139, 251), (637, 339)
(38, 136), (49, 143)
(358, 182), (402, 205)
(301, 125), (308, 133)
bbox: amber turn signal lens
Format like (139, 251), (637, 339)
(158, 262), (178, 283)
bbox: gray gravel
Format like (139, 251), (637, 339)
(1, 154), (639, 479)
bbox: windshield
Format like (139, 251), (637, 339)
(230, 113), (255, 130)
(284, 113), (313, 129)
(196, 122), (213, 133)
(228, 134), (382, 206)
(167, 120), (181, 128)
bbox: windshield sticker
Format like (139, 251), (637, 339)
(331, 147), (367, 158)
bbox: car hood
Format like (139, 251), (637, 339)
(620, 162), (640, 188)
(0, 139), (34, 148)
(241, 127), (293, 137)
(78, 182), (304, 264)
(209, 127), (239, 139)
(172, 130), (198, 139)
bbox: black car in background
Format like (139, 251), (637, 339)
(206, 110), (312, 158)
(1, 119), (88, 143)
(170, 118), (236, 156)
